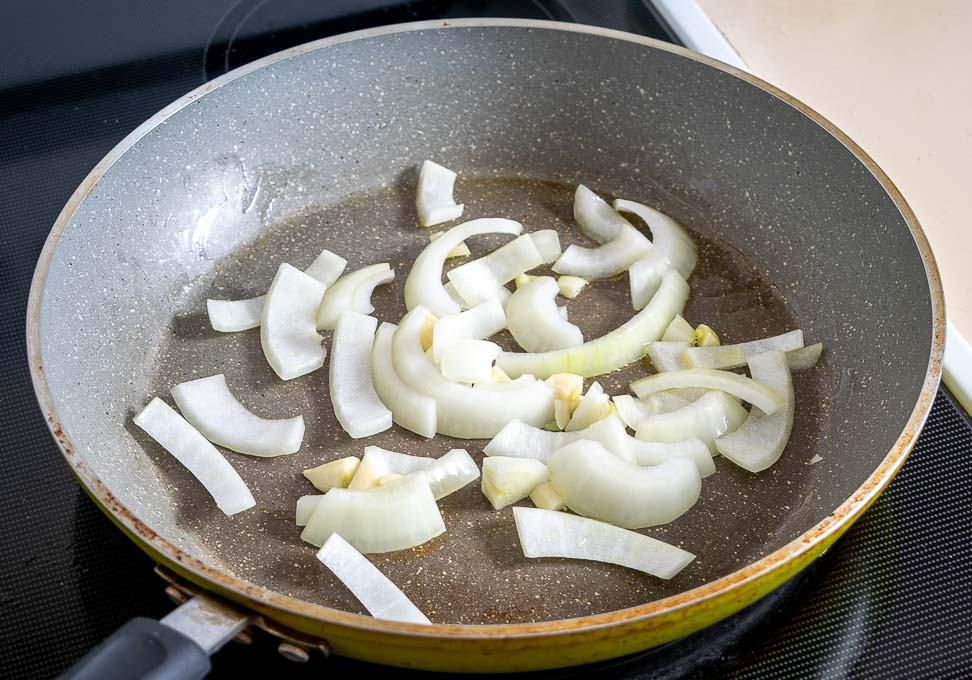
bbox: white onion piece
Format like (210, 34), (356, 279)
(447, 234), (544, 307)
(430, 297), (507, 362)
(317, 533), (430, 624)
(416, 159), (464, 227)
(612, 393), (691, 429)
(301, 476), (445, 551)
(506, 277), (583, 352)
(661, 315), (695, 343)
(646, 341), (689, 372)
(552, 213), (652, 279)
(682, 330), (804, 369)
(548, 440), (700, 528)
(513, 507), (695, 579)
(413, 448), (480, 500)
(530, 481), (567, 511)
(481, 456), (550, 509)
(496, 269), (689, 379)
(631, 368), (784, 414)
(350, 268), (395, 317)
(530, 229), (563, 264)
(405, 218), (522, 317)
(716, 351), (796, 472)
(565, 382), (609, 431)
(440, 339), (500, 384)
(133, 398), (255, 515)
(557, 275), (588, 299)
(615, 199), (697, 309)
(261, 263), (326, 380)
(316, 263), (391, 330)
(296, 494), (323, 526)
(474, 374), (537, 391)
(371, 323), (437, 438)
(304, 457), (360, 492)
(624, 437), (715, 478)
(393, 306), (554, 438)
(786, 342), (823, 369)
(330, 312), (392, 439)
(635, 391), (748, 450)
(348, 445), (435, 490)
(429, 231), (470, 259)
(207, 249), (346, 332)
(558, 305), (569, 320)
(572, 184), (632, 244)
(170, 374), (303, 457)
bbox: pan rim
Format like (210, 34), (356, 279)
(26, 18), (945, 640)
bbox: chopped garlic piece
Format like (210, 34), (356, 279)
(530, 481), (566, 511)
(557, 275), (588, 299)
(303, 457), (360, 493)
(695, 324), (720, 347)
(481, 456), (550, 510)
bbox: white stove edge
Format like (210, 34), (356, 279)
(652, 0), (972, 415)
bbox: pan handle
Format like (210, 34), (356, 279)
(60, 596), (249, 680)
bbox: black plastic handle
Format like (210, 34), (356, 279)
(60, 617), (211, 680)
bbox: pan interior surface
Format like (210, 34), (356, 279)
(36, 25), (933, 625)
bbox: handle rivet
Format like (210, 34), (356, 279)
(278, 642), (310, 663)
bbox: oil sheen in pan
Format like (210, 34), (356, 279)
(147, 177), (823, 625)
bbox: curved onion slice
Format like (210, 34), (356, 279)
(530, 229), (563, 264)
(416, 159), (464, 227)
(405, 218), (522, 317)
(631, 368), (784, 414)
(330, 312), (392, 439)
(429, 231), (470, 259)
(207, 249), (347, 332)
(447, 234), (544, 306)
(133, 398), (255, 515)
(170, 374), (304, 457)
(371, 322), (437, 438)
(682, 330), (804, 369)
(316, 263), (392, 330)
(440, 339), (500, 383)
(496, 269), (689, 379)
(296, 494), (323, 526)
(786, 342), (823, 369)
(646, 341), (689, 372)
(317, 533), (430, 624)
(615, 199), (698, 309)
(572, 184), (632, 244)
(300, 476), (445, 551)
(261, 263), (326, 380)
(413, 448), (480, 500)
(612, 393), (692, 429)
(304, 457), (360, 492)
(513, 507), (695, 579)
(624, 437), (715, 477)
(350, 268), (395, 316)
(474, 374), (536, 391)
(348, 446), (435, 490)
(547, 440), (701, 528)
(431, 297), (507, 361)
(481, 456), (550, 509)
(393, 306), (554, 438)
(716, 351), (795, 472)
(552, 206), (652, 280)
(565, 382), (609, 431)
(506, 277), (583, 352)
(635, 391), (748, 449)
(662, 315), (695, 343)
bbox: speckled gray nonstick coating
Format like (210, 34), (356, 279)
(36, 24), (932, 625)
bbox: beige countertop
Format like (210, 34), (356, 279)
(697, 0), (972, 339)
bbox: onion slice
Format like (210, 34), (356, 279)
(300, 476), (445, 551)
(682, 330), (804, 369)
(392, 306), (554, 438)
(429, 231), (470, 259)
(371, 322), (437, 438)
(481, 456), (550, 509)
(548, 439), (701, 528)
(207, 249), (346, 332)
(530, 229), (563, 264)
(506, 276), (583, 352)
(496, 269), (689, 379)
(631, 369), (785, 414)
(646, 341), (689, 372)
(261, 263), (326, 380)
(513, 507), (695, 579)
(716, 351), (796, 472)
(348, 446), (436, 490)
(447, 234), (544, 307)
(440, 339), (501, 384)
(317, 533), (431, 624)
(416, 160), (464, 227)
(405, 218), (522, 317)
(661, 314), (696, 343)
(611, 392), (693, 430)
(615, 199), (697, 309)
(170, 374), (304, 457)
(635, 391), (748, 450)
(431, 297), (507, 361)
(296, 495), (323, 526)
(565, 382), (610, 431)
(572, 184), (631, 244)
(316, 263), (392, 330)
(553, 187), (652, 279)
(413, 448), (480, 500)
(133, 398), (255, 515)
(330, 312), (392, 439)
(786, 342), (823, 369)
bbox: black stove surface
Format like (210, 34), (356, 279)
(1, 2), (970, 678)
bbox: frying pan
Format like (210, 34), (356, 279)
(27, 19), (943, 677)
